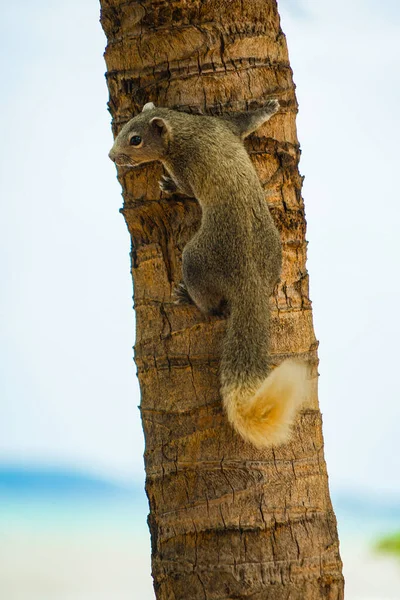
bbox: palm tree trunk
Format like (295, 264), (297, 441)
(100, 1), (344, 598)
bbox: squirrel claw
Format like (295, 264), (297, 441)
(173, 282), (194, 305)
(159, 175), (177, 194)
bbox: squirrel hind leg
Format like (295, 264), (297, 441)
(223, 98), (279, 139)
(209, 298), (229, 318)
(182, 247), (228, 316)
(195, 294), (229, 318)
(173, 281), (228, 317)
(185, 281), (228, 318)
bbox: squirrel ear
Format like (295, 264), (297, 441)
(142, 102), (155, 112)
(150, 117), (172, 139)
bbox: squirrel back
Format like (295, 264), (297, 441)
(109, 101), (309, 448)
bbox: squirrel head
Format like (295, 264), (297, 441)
(108, 103), (172, 167)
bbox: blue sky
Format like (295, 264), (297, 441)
(0, 0), (399, 494)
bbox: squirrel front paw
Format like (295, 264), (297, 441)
(263, 98), (279, 115)
(173, 282), (194, 305)
(159, 175), (177, 195)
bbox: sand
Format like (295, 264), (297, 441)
(1, 529), (399, 599)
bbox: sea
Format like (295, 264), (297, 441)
(0, 467), (399, 600)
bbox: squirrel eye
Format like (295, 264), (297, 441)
(129, 135), (142, 146)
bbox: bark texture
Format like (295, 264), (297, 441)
(100, 1), (344, 598)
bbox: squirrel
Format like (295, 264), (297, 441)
(109, 100), (309, 448)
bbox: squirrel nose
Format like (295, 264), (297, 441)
(108, 149), (116, 162)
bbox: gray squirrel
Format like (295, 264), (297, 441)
(109, 101), (309, 448)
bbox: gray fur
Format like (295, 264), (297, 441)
(109, 101), (283, 425)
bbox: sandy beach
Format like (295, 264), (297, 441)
(1, 527), (400, 600)
(0, 528), (154, 600)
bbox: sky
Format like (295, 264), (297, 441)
(0, 0), (399, 495)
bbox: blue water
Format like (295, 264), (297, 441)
(0, 466), (149, 533)
(332, 491), (400, 542)
(0, 466), (155, 599)
(0, 466), (399, 600)
(0, 465), (399, 540)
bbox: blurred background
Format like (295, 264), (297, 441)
(0, 0), (399, 598)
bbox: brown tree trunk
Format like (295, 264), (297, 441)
(100, 1), (344, 598)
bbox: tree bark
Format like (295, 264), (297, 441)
(100, 1), (344, 598)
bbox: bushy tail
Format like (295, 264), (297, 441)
(220, 301), (309, 448)
(222, 359), (309, 447)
